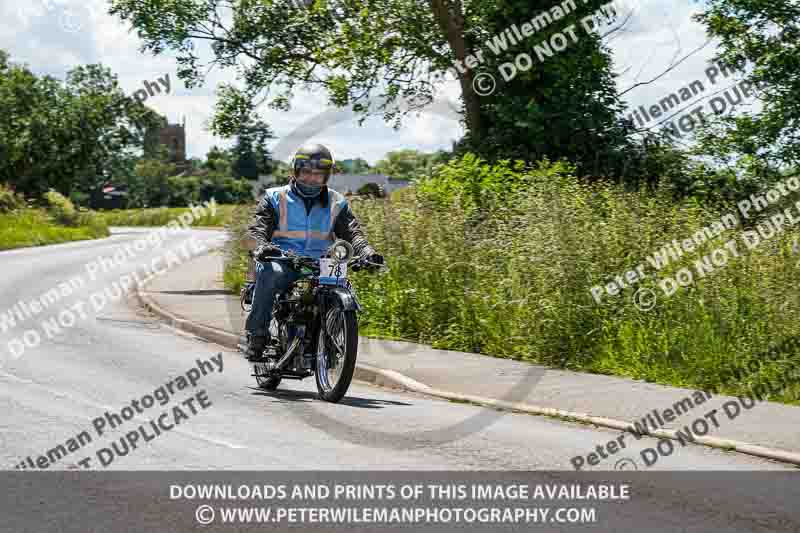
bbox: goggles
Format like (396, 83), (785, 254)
(293, 155), (334, 173)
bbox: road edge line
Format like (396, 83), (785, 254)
(132, 262), (800, 469)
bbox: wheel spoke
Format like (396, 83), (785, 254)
(326, 328), (345, 355)
(317, 308), (347, 394)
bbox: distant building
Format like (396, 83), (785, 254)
(159, 123), (186, 163)
(145, 116), (188, 168)
(89, 183), (129, 210)
(253, 172), (412, 199)
(326, 174), (411, 195)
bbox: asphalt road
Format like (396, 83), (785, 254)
(2, 229), (799, 532)
(0, 228), (793, 472)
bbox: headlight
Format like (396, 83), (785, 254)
(330, 240), (354, 262)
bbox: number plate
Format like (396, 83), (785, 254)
(319, 259), (347, 285)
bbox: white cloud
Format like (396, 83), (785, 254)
(609, 0), (724, 131)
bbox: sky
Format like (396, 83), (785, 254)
(1, 0), (743, 166)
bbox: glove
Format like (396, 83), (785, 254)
(366, 253), (384, 266)
(254, 244), (283, 261)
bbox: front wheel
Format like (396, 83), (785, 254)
(315, 307), (358, 403)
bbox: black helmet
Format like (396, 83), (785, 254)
(292, 143), (335, 182)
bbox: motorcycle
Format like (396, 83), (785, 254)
(238, 239), (386, 403)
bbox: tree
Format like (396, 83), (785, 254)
(464, 0), (637, 178)
(357, 182), (385, 197)
(374, 149), (450, 180)
(0, 50), (162, 197)
(108, 0), (631, 166)
(693, 1), (800, 180)
(0, 54), (162, 196)
(232, 145), (259, 181)
(374, 149), (424, 180)
(268, 160), (293, 186)
(338, 158), (373, 174)
(109, 0), (467, 136)
(232, 120), (275, 180)
(130, 158), (178, 207)
(204, 146), (233, 173)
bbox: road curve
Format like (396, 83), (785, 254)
(0, 229), (793, 472)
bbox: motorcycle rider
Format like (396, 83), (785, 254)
(243, 143), (384, 361)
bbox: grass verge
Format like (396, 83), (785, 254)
(0, 208), (109, 250)
(223, 157), (800, 404)
(94, 204), (238, 228)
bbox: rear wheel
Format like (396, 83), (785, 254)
(315, 306), (358, 403)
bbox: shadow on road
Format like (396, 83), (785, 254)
(249, 387), (411, 409)
(156, 289), (233, 296)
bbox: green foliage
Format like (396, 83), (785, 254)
(112, 154), (254, 208)
(414, 153), (568, 214)
(356, 183), (384, 197)
(0, 183), (26, 213)
(338, 158), (373, 174)
(196, 175), (253, 205)
(0, 50), (162, 198)
(222, 154), (800, 403)
(125, 158), (179, 207)
(95, 204), (237, 228)
(0, 178), (109, 249)
(43, 189), (79, 226)
(106, 0), (636, 176)
(233, 148), (259, 181)
(460, 0), (681, 184)
(164, 174), (202, 206)
(674, 161), (768, 210)
(204, 146), (233, 173)
(693, 1), (800, 177)
(231, 120), (275, 180)
(373, 149), (451, 181)
(221, 205), (258, 291)
(0, 208), (109, 250)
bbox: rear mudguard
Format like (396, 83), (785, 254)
(325, 286), (362, 312)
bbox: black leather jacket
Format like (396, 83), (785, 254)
(248, 181), (377, 258)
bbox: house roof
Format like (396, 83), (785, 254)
(326, 174), (411, 193)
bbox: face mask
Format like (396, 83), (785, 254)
(295, 179), (322, 198)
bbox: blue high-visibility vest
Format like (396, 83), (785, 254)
(266, 184), (348, 259)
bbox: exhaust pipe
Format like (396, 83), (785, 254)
(273, 336), (302, 370)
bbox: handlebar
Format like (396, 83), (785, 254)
(350, 258), (388, 272)
(251, 250), (387, 273)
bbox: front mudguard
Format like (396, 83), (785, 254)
(325, 286), (362, 312)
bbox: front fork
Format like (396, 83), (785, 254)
(308, 291), (342, 374)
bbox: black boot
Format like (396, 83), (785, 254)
(244, 334), (267, 362)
